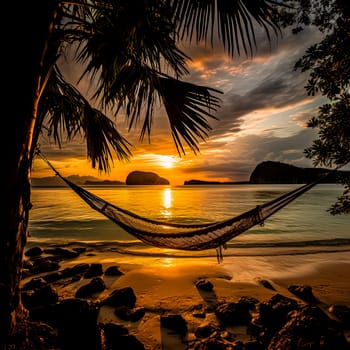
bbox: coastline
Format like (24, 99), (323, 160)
(21, 241), (350, 349)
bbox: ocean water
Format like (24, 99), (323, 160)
(28, 184), (350, 258)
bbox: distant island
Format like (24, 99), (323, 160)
(32, 160), (349, 187)
(249, 160), (349, 184)
(126, 171), (169, 185)
(184, 161), (349, 185)
(32, 170), (169, 187)
(32, 175), (103, 187)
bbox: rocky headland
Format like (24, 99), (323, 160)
(249, 161), (349, 184)
(185, 161), (350, 185)
(125, 171), (169, 185)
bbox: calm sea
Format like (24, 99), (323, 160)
(28, 184), (350, 258)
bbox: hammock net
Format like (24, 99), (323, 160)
(37, 151), (340, 260)
(60, 176), (318, 251)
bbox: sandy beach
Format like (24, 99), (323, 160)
(21, 241), (350, 349)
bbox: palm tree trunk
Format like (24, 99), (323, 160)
(1, 1), (58, 348)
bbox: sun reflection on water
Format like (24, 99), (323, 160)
(160, 257), (174, 266)
(161, 188), (173, 217)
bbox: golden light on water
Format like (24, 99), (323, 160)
(163, 188), (172, 208)
(160, 257), (174, 267)
(161, 188), (173, 217)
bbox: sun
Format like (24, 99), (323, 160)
(157, 155), (178, 168)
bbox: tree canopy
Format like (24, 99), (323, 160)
(274, 0), (350, 214)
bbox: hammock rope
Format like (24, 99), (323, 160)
(36, 150), (344, 260)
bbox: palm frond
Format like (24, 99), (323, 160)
(70, 1), (223, 154)
(38, 66), (132, 172)
(76, 0), (189, 84)
(95, 63), (159, 137)
(84, 107), (133, 171)
(90, 59), (222, 154)
(158, 75), (222, 154)
(172, 0), (281, 57)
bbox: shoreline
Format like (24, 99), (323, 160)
(26, 238), (350, 253)
(21, 241), (350, 349)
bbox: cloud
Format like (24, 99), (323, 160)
(35, 20), (328, 186)
(182, 25), (324, 140)
(178, 127), (319, 182)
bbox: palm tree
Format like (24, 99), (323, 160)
(2, 0), (280, 347)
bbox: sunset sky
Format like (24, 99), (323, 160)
(33, 23), (333, 186)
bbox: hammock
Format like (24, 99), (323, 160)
(37, 151), (340, 260)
